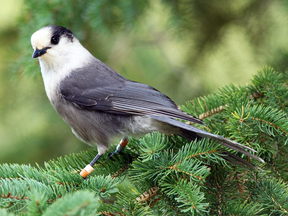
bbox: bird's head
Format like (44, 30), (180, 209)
(31, 25), (76, 62)
(31, 25), (93, 73)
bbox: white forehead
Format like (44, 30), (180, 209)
(31, 27), (52, 49)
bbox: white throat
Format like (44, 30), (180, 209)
(38, 41), (93, 101)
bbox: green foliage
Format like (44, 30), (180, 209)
(3, 0), (288, 214)
(162, 178), (209, 214)
(223, 201), (264, 216)
(15, 0), (286, 100)
(1, 68), (288, 215)
(254, 178), (288, 215)
(42, 191), (100, 216)
(4, 0), (288, 166)
(0, 209), (15, 216)
(17, 0), (150, 76)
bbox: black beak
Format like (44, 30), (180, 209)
(32, 47), (51, 58)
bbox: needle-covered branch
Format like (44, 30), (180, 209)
(1, 68), (288, 215)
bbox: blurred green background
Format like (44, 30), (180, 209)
(0, 0), (288, 166)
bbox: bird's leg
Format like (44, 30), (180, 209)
(80, 138), (129, 179)
(115, 137), (129, 154)
(108, 137), (129, 159)
(80, 154), (102, 178)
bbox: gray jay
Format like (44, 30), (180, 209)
(30, 25), (263, 178)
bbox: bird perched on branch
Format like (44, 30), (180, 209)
(31, 25), (263, 178)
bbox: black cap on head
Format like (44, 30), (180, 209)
(48, 25), (74, 43)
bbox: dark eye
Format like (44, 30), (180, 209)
(51, 35), (59, 45)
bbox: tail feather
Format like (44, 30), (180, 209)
(151, 115), (264, 163)
(219, 151), (257, 169)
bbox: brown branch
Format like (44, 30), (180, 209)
(270, 196), (288, 214)
(134, 186), (158, 204)
(272, 89), (285, 110)
(0, 176), (23, 180)
(252, 117), (288, 136)
(167, 150), (216, 181)
(198, 105), (228, 120)
(235, 173), (242, 193)
(36, 200), (42, 214)
(257, 177), (288, 214)
(244, 191), (253, 203)
(249, 92), (264, 99)
(111, 164), (129, 179)
(172, 150), (217, 167)
(271, 163), (284, 181)
(0, 193), (29, 200)
(99, 211), (119, 216)
(216, 177), (222, 216)
(169, 166), (203, 180)
(149, 197), (162, 208)
(186, 105), (228, 125)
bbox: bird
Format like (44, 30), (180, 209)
(30, 25), (264, 178)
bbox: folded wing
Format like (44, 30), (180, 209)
(60, 67), (203, 124)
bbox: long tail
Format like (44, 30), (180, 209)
(151, 115), (264, 164)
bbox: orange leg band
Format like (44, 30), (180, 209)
(120, 138), (129, 147)
(80, 164), (94, 178)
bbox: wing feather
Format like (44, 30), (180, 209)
(60, 64), (203, 124)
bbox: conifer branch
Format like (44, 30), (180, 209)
(198, 105), (228, 120)
(0, 193), (28, 201)
(111, 164), (129, 179)
(134, 186), (158, 204)
(1, 62), (288, 214)
(176, 149), (217, 167)
(252, 117), (288, 136)
(161, 194), (181, 215)
(270, 196), (288, 214)
(99, 211), (118, 216)
(169, 166), (203, 180)
(186, 104), (228, 124)
(258, 179), (288, 214)
(271, 90), (285, 110)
